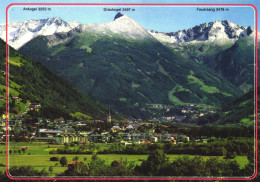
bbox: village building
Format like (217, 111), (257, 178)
(67, 161), (84, 171)
(120, 140), (131, 145)
(37, 129), (63, 137)
(55, 134), (88, 144)
(29, 103), (41, 111)
(151, 136), (158, 143)
(12, 96), (19, 100)
(178, 135), (190, 142)
(88, 133), (111, 143)
(111, 125), (120, 132)
(118, 133), (131, 141)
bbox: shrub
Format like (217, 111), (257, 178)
(50, 157), (60, 161)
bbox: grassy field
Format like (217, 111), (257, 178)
(0, 142), (249, 176)
(0, 154), (249, 176)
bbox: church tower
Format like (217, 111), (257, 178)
(107, 107), (112, 123)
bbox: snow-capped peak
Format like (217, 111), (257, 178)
(0, 17), (79, 49)
(80, 12), (155, 40)
(68, 21), (80, 29)
(148, 20), (251, 46)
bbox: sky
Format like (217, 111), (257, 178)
(0, 0), (259, 32)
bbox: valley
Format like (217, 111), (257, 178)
(0, 11), (257, 178)
(17, 13), (253, 118)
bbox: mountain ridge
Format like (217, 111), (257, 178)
(148, 20), (255, 46)
(0, 17), (80, 49)
(1, 14), (257, 50)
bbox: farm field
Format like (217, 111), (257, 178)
(0, 142), (249, 176)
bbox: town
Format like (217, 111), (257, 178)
(0, 100), (254, 178)
(0, 100), (220, 145)
(0, 113), (192, 145)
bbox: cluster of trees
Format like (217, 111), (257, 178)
(49, 156), (68, 167)
(50, 137), (253, 157)
(167, 125), (255, 138)
(100, 143), (157, 154)
(50, 148), (92, 155)
(186, 125), (255, 138)
(164, 138), (253, 156)
(60, 149), (255, 177)
(50, 143), (98, 154)
(8, 166), (48, 176)
(98, 138), (253, 156)
(155, 125), (254, 140)
(135, 149), (253, 177)
(7, 149), (25, 155)
(1, 147), (28, 155)
(62, 154), (135, 176)
(10, 128), (32, 142)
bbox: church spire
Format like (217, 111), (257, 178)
(107, 106), (111, 123)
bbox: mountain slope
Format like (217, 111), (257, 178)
(215, 36), (255, 93)
(19, 14), (242, 119)
(0, 38), (109, 120)
(149, 21), (256, 93)
(218, 87), (258, 125)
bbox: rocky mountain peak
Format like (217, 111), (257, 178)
(45, 17), (66, 25)
(148, 20), (251, 46)
(114, 12), (124, 20)
(80, 13), (155, 41)
(0, 17), (77, 49)
(247, 26), (253, 36)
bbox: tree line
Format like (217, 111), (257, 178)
(50, 137), (253, 157)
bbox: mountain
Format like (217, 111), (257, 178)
(2, 16), (255, 51)
(149, 21), (257, 93)
(166, 35), (256, 94)
(0, 38), (110, 120)
(0, 13), (155, 50)
(0, 17), (80, 49)
(19, 14), (242, 119)
(80, 13), (156, 40)
(149, 20), (253, 46)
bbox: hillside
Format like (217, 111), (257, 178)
(215, 36), (255, 93)
(218, 87), (258, 125)
(169, 35), (256, 93)
(19, 27), (240, 118)
(0, 39), (110, 120)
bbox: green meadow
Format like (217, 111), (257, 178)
(0, 142), (249, 176)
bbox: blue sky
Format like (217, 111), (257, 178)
(1, 0), (259, 32)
